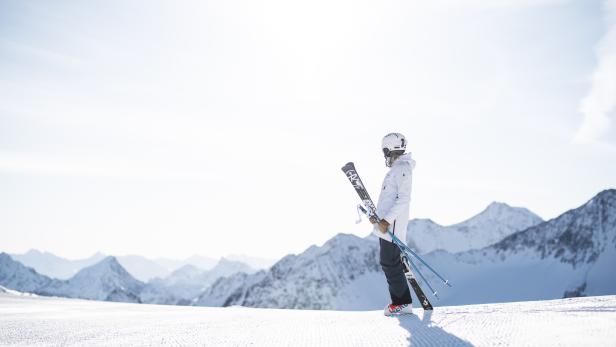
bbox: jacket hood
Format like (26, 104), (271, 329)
(394, 152), (416, 169)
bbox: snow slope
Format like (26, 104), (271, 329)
(407, 202), (542, 254)
(1, 293), (614, 346)
(0, 285), (37, 297)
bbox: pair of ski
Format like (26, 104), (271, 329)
(341, 162), (451, 311)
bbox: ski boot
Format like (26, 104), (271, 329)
(384, 303), (413, 316)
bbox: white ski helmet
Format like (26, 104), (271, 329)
(382, 132), (407, 158)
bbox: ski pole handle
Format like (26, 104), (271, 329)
(355, 205), (364, 224)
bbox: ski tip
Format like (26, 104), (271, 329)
(445, 280), (452, 287)
(341, 162), (354, 170)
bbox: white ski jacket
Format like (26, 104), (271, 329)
(373, 153), (416, 244)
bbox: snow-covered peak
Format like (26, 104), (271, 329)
(170, 264), (201, 277)
(589, 189), (616, 206)
(153, 264), (207, 287)
(225, 254), (277, 270)
(24, 249), (43, 256)
(0, 253), (58, 293)
(182, 255), (218, 271)
(9, 250), (107, 280)
(485, 201), (512, 211)
(322, 233), (369, 250)
(493, 189), (616, 265)
(114, 255), (172, 282)
(458, 201), (542, 231)
(193, 270), (268, 307)
(140, 257), (256, 305)
(407, 201), (543, 254)
(215, 257), (236, 267)
(196, 232), (383, 310)
(210, 257), (255, 275)
(415, 189), (616, 305)
(99, 256), (119, 265)
(39, 256), (144, 303)
(474, 201), (521, 223)
(68, 256), (141, 289)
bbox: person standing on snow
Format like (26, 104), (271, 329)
(370, 132), (416, 316)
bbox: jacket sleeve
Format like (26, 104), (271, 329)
(382, 167), (412, 224)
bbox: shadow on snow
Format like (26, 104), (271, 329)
(396, 310), (474, 347)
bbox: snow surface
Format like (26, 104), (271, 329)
(0, 285), (37, 297)
(1, 293), (615, 346)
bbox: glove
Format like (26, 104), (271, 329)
(370, 218), (389, 234)
(377, 219), (390, 233)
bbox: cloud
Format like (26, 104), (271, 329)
(575, 0), (616, 145)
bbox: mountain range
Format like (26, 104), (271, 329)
(192, 189), (616, 310)
(421, 189), (616, 306)
(10, 250), (273, 282)
(0, 253), (255, 304)
(7, 201), (536, 282)
(8, 250), (106, 280)
(2, 190), (614, 309)
(140, 258), (256, 305)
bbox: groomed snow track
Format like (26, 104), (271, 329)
(1, 294), (615, 346)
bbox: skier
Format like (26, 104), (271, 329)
(370, 132), (416, 316)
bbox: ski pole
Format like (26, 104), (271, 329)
(407, 253), (439, 299)
(392, 235), (439, 298)
(359, 204), (452, 287)
(388, 231), (452, 287)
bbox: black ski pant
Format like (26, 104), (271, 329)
(379, 238), (412, 305)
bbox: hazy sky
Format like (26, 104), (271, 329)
(1, 0), (615, 260)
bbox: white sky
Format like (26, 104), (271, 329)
(1, 0), (615, 260)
